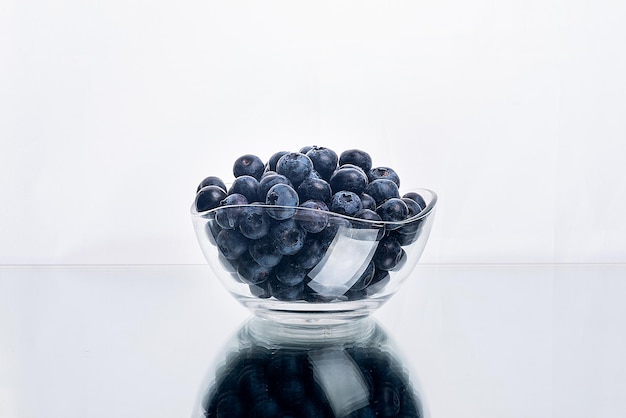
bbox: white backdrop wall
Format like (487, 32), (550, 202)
(1, 1), (625, 265)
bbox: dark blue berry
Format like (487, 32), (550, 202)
(274, 257), (309, 286)
(276, 152), (313, 185)
(297, 177), (332, 203)
(329, 166), (368, 195)
(291, 235), (327, 269)
(216, 229), (249, 260)
(269, 218), (307, 255)
(368, 167), (400, 187)
(364, 179), (400, 205)
(297, 200), (329, 233)
(215, 193), (248, 229)
(267, 151), (289, 172)
(330, 191), (363, 217)
(195, 185), (227, 212)
(248, 235), (284, 267)
(266, 183), (299, 220)
(306, 146), (339, 181)
(339, 149), (373, 172)
(236, 252), (273, 285)
(373, 236), (403, 271)
(233, 154), (265, 180)
(376, 198), (409, 225)
(360, 193), (377, 211)
(268, 277), (305, 301)
(299, 145), (314, 154)
(402, 192), (426, 211)
(238, 204), (271, 239)
(402, 197), (423, 218)
(229, 175), (259, 202)
(196, 176), (226, 193)
(259, 174), (292, 202)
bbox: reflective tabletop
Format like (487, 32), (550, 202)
(1, 264), (625, 418)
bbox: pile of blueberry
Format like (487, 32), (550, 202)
(202, 344), (423, 417)
(194, 146), (427, 302)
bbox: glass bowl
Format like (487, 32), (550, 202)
(190, 188), (437, 325)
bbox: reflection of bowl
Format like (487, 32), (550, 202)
(192, 317), (427, 418)
(191, 188), (437, 324)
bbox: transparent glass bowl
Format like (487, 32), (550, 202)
(191, 188), (436, 325)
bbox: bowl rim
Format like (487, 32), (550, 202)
(190, 187), (437, 227)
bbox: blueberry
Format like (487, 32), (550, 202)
(229, 175), (259, 202)
(299, 145), (314, 154)
(233, 154), (265, 180)
(216, 229), (249, 260)
(402, 192), (426, 211)
(376, 197), (409, 225)
(329, 166), (368, 195)
(237, 252), (273, 285)
(360, 193), (377, 211)
(266, 183), (299, 220)
(238, 204), (272, 239)
(364, 179), (400, 205)
(373, 235), (403, 271)
(268, 277), (305, 301)
(276, 152), (314, 185)
(266, 151), (289, 172)
(259, 174), (292, 202)
(215, 193), (248, 229)
(274, 257), (309, 286)
(297, 177), (332, 203)
(269, 218), (307, 255)
(306, 146), (339, 181)
(339, 149), (373, 172)
(291, 235), (327, 269)
(248, 235), (284, 267)
(354, 209), (382, 222)
(196, 176), (226, 193)
(401, 197), (423, 218)
(216, 393), (245, 418)
(195, 185), (227, 212)
(297, 200), (329, 233)
(368, 167), (400, 187)
(330, 191), (363, 217)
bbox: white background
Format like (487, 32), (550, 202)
(1, 0), (625, 265)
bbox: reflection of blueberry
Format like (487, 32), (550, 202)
(266, 184), (299, 220)
(365, 179), (400, 205)
(229, 175), (259, 202)
(330, 191), (363, 217)
(233, 154), (265, 180)
(339, 149), (373, 173)
(351, 261), (375, 291)
(196, 176), (226, 193)
(368, 167), (400, 187)
(276, 152), (314, 185)
(330, 166), (368, 195)
(195, 185), (227, 212)
(306, 146), (339, 181)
